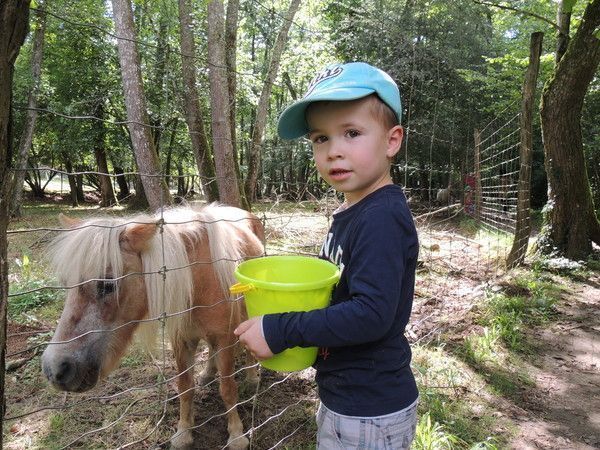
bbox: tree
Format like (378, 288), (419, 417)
(207, 0), (241, 207)
(177, 0), (218, 201)
(92, 100), (117, 207)
(10, 3), (46, 217)
(1, 1), (30, 442)
(244, 0), (301, 202)
(111, 0), (172, 210)
(538, 0), (600, 259)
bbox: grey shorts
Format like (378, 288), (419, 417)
(316, 400), (418, 449)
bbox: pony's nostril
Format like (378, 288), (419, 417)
(54, 359), (75, 384)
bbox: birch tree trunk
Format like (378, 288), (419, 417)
(111, 0), (171, 210)
(245, 0), (301, 202)
(0, 1), (30, 441)
(10, 3), (45, 217)
(539, 0), (600, 259)
(207, 0), (240, 207)
(177, 0), (218, 201)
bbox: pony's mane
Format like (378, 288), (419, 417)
(48, 203), (249, 343)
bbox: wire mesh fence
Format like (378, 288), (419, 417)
(5, 17), (529, 440)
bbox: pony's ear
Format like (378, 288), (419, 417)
(58, 213), (82, 229)
(120, 223), (157, 253)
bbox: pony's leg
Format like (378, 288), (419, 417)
(245, 350), (259, 385)
(216, 338), (249, 450)
(171, 338), (199, 450)
(198, 343), (218, 385)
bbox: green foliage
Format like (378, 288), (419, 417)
(8, 255), (61, 318)
(414, 412), (461, 449)
(10, 0), (598, 212)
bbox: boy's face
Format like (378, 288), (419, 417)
(306, 98), (403, 206)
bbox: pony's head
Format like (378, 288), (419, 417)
(41, 213), (159, 392)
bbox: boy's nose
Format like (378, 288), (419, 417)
(327, 141), (343, 159)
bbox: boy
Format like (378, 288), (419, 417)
(235, 62), (419, 449)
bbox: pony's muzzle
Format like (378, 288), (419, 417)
(42, 350), (100, 392)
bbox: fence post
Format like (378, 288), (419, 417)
(474, 129), (482, 221)
(507, 32), (543, 268)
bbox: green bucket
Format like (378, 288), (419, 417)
(230, 255), (340, 372)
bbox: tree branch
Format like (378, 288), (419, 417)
(473, 0), (559, 30)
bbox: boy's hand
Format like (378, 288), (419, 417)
(234, 316), (274, 360)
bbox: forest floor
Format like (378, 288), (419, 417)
(506, 271), (600, 449)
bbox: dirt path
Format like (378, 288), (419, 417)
(509, 272), (600, 449)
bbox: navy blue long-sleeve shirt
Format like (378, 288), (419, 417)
(262, 185), (419, 416)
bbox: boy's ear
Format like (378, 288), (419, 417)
(386, 125), (404, 158)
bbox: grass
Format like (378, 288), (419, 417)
(450, 270), (562, 403)
(413, 345), (507, 448)
(483, 273), (560, 353)
(414, 412), (461, 449)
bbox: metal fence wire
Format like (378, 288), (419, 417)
(3, 109), (527, 449)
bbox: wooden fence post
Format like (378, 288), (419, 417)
(474, 129), (482, 221)
(507, 32), (544, 268)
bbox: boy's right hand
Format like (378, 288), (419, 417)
(234, 316), (274, 360)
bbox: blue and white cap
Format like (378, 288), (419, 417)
(277, 62), (402, 140)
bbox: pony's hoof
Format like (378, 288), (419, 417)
(170, 430), (194, 449)
(227, 434), (249, 450)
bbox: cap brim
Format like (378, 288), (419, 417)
(277, 87), (376, 140)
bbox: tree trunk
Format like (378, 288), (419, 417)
(539, 0), (600, 259)
(63, 158), (79, 207)
(556, 0), (573, 63)
(225, 0), (239, 157)
(164, 117), (178, 187)
(207, 0), (241, 207)
(0, 2), (29, 441)
(75, 169), (85, 203)
(114, 166), (130, 200)
(225, 0), (249, 210)
(93, 102), (117, 207)
(177, 0), (218, 201)
(130, 174), (149, 209)
(10, 3), (45, 217)
(111, 0), (172, 211)
(245, 0), (301, 202)
(150, 15), (168, 154)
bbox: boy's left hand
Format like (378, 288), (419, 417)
(234, 316), (274, 360)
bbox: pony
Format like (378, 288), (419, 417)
(41, 203), (264, 449)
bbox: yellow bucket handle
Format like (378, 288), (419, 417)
(229, 282), (255, 294)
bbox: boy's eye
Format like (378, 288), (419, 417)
(345, 129), (360, 138)
(312, 135), (328, 144)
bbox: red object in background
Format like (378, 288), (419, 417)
(464, 174), (476, 215)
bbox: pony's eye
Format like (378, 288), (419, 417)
(97, 280), (115, 298)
